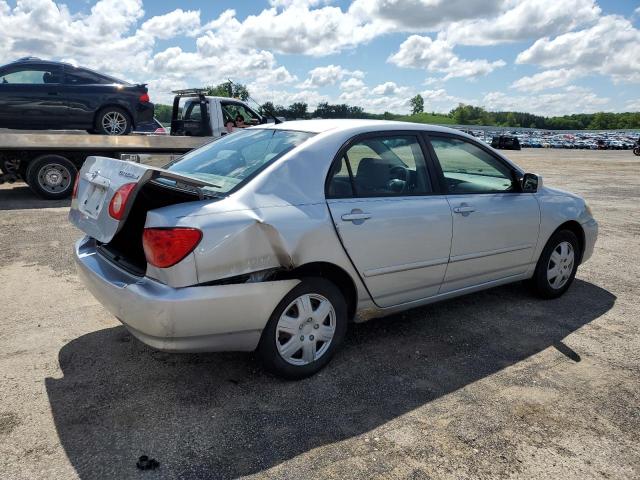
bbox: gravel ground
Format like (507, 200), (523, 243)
(0, 149), (638, 480)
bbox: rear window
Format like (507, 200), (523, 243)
(166, 129), (314, 194)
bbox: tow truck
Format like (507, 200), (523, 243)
(0, 89), (274, 199)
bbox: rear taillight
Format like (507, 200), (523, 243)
(154, 127), (167, 135)
(142, 228), (202, 268)
(108, 183), (136, 220)
(71, 173), (80, 199)
(139, 93), (150, 103)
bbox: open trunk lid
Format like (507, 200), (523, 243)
(69, 156), (214, 243)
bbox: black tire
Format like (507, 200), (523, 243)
(633, 147), (640, 156)
(257, 277), (348, 380)
(25, 155), (77, 199)
(95, 106), (132, 136)
(530, 230), (580, 299)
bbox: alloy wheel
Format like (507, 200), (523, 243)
(102, 111), (127, 135)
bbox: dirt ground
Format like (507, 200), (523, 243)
(0, 149), (638, 480)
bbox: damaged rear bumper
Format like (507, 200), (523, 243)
(74, 236), (299, 352)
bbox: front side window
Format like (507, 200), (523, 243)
(0, 67), (62, 84)
(327, 135), (432, 197)
(222, 103), (260, 126)
(430, 137), (515, 194)
(167, 129), (314, 194)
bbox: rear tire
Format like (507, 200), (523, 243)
(530, 230), (580, 299)
(95, 107), (131, 136)
(257, 278), (347, 380)
(25, 155), (77, 199)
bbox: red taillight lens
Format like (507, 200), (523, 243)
(71, 173), (80, 199)
(142, 228), (202, 268)
(139, 93), (150, 103)
(108, 183), (136, 220)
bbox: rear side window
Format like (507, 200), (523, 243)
(65, 68), (112, 85)
(327, 135), (432, 198)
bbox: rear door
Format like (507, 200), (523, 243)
(0, 64), (66, 128)
(426, 134), (540, 293)
(326, 133), (452, 307)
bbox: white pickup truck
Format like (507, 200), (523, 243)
(0, 90), (277, 199)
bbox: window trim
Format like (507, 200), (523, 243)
(325, 130), (442, 199)
(424, 132), (524, 196)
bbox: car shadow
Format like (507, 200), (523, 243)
(0, 184), (70, 210)
(45, 279), (615, 479)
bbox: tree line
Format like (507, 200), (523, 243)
(153, 83), (640, 130)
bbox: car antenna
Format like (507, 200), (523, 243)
(226, 79), (282, 124)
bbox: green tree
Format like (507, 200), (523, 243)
(410, 94), (424, 115)
(288, 102), (309, 119)
(206, 81), (250, 101)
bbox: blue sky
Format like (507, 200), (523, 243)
(1, 0), (639, 115)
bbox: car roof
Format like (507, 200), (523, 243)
(256, 118), (468, 136)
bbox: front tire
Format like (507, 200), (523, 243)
(95, 107), (131, 136)
(25, 155), (77, 199)
(257, 278), (347, 379)
(530, 230), (580, 299)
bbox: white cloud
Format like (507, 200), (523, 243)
(516, 15), (640, 84)
(511, 68), (582, 92)
(340, 77), (366, 91)
(625, 99), (640, 111)
(388, 35), (506, 80)
(349, 0), (504, 31)
(299, 64), (364, 88)
(372, 81), (407, 96)
(140, 9), (200, 39)
(481, 86), (610, 116)
(444, 0), (601, 46)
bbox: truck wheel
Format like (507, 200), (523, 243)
(95, 107), (131, 136)
(25, 155), (77, 199)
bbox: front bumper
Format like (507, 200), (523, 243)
(581, 218), (598, 264)
(74, 237), (299, 352)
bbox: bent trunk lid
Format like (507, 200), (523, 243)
(69, 156), (214, 243)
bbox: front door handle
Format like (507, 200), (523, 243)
(453, 204), (475, 215)
(341, 209), (371, 223)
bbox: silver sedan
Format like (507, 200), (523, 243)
(70, 120), (598, 378)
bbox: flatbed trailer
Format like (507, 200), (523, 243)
(0, 133), (212, 199)
(0, 88), (275, 199)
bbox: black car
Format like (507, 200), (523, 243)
(491, 135), (521, 150)
(0, 57), (153, 135)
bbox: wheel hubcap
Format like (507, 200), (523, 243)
(102, 112), (127, 135)
(37, 164), (72, 194)
(275, 293), (336, 366)
(547, 241), (575, 289)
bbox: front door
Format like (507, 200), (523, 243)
(427, 135), (540, 293)
(326, 133), (453, 307)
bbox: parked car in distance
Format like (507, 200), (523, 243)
(491, 135), (521, 150)
(70, 120), (598, 379)
(0, 57), (153, 135)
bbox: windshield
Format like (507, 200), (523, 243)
(166, 129), (314, 194)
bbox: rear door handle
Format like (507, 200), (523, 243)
(341, 210), (371, 223)
(453, 204), (475, 214)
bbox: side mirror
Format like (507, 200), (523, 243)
(521, 173), (542, 193)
